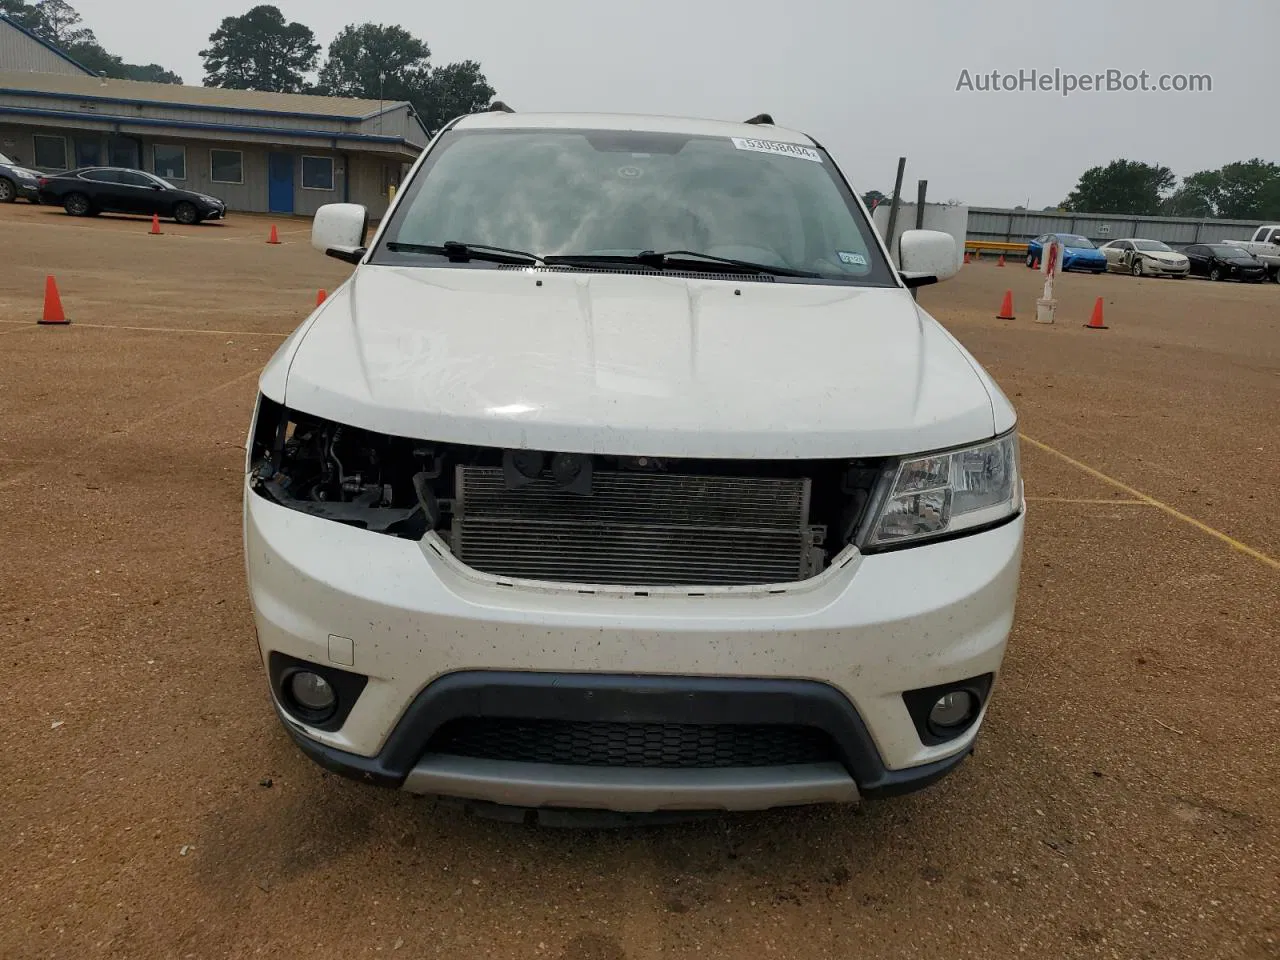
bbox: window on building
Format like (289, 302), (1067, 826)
(33, 135), (67, 170)
(107, 135), (140, 169)
(301, 155), (335, 191)
(210, 149), (244, 184)
(154, 144), (186, 181)
(74, 137), (101, 168)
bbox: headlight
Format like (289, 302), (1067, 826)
(865, 432), (1022, 547)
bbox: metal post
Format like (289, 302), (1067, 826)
(883, 157), (907, 267)
(912, 180), (927, 301)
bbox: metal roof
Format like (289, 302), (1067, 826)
(452, 111), (817, 145)
(0, 69), (408, 120)
(0, 13), (97, 76)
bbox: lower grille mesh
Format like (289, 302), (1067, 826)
(427, 718), (837, 768)
(451, 467), (817, 586)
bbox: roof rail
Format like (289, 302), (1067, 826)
(488, 101), (515, 113)
(744, 113), (775, 125)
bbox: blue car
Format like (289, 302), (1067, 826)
(1026, 233), (1108, 274)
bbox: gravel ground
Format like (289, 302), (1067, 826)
(1, 204), (1276, 960)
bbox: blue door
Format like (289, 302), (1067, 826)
(267, 153), (294, 214)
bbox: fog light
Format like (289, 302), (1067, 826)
(289, 671), (336, 715)
(928, 691), (975, 731)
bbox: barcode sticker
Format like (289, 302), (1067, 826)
(731, 138), (822, 163)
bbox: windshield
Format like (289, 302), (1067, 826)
(0, 152), (12, 165)
(141, 171), (171, 189)
(1133, 240), (1172, 252)
(1060, 235), (1094, 248)
(1207, 244), (1249, 257)
(376, 128), (896, 285)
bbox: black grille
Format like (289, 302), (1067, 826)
(426, 718), (837, 768)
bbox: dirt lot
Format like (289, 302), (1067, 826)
(1, 202), (1277, 960)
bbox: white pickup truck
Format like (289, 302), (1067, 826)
(1223, 225), (1280, 282)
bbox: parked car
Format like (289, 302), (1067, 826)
(244, 111), (1025, 816)
(0, 151), (42, 203)
(1099, 238), (1190, 277)
(1221, 225), (1280, 282)
(1183, 243), (1268, 282)
(36, 167), (226, 223)
(1025, 233), (1107, 273)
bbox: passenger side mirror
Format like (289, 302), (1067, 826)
(313, 203), (370, 264)
(898, 229), (958, 288)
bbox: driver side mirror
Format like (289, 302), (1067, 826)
(313, 203), (370, 264)
(898, 229), (959, 288)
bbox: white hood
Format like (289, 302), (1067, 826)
(276, 266), (1003, 459)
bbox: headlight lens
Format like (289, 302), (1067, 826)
(867, 432), (1021, 546)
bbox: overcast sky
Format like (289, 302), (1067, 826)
(67, 0), (1276, 207)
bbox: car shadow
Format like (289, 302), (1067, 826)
(29, 206), (227, 227)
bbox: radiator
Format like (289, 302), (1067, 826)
(450, 466), (822, 587)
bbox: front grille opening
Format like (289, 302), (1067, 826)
(452, 468), (821, 586)
(426, 718), (838, 768)
(249, 401), (887, 588)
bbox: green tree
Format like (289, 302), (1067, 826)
(1161, 161), (1280, 220)
(862, 189), (887, 210)
(1060, 159), (1175, 215)
(68, 39), (182, 83)
(1163, 170), (1220, 218)
(316, 23), (431, 101)
(1212, 159), (1280, 220)
(316, 23), (494, 131)
(29, 0), (91, 44)
(201, 4), (321, 93)
(416, 60), (495, 131)
(0, 1), (39, 28)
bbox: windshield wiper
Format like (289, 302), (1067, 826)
(544, 249), (821, 278)
(385, 240), (544, 266)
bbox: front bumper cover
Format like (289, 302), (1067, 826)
(274, 670), (975, 808)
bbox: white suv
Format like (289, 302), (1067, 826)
(244, 111), (1024, 814)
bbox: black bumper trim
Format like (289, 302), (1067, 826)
(274, 671), (975, 799)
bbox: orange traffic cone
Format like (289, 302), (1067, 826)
(38, 275), (69, 325)
(316, 289), (327, 306)
(963, 251), (971, 264)
(1031, 256), (1040, 270)
(267, 225), (281, 245)
(996, 290), (1015, 320)
(1085, 297), (1108, 330)
(149, 213), (162, 236)
(997, 254), (1006, 267)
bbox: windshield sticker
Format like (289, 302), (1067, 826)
(731, 137), (822, 163)
(837, 251), (867, 266)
